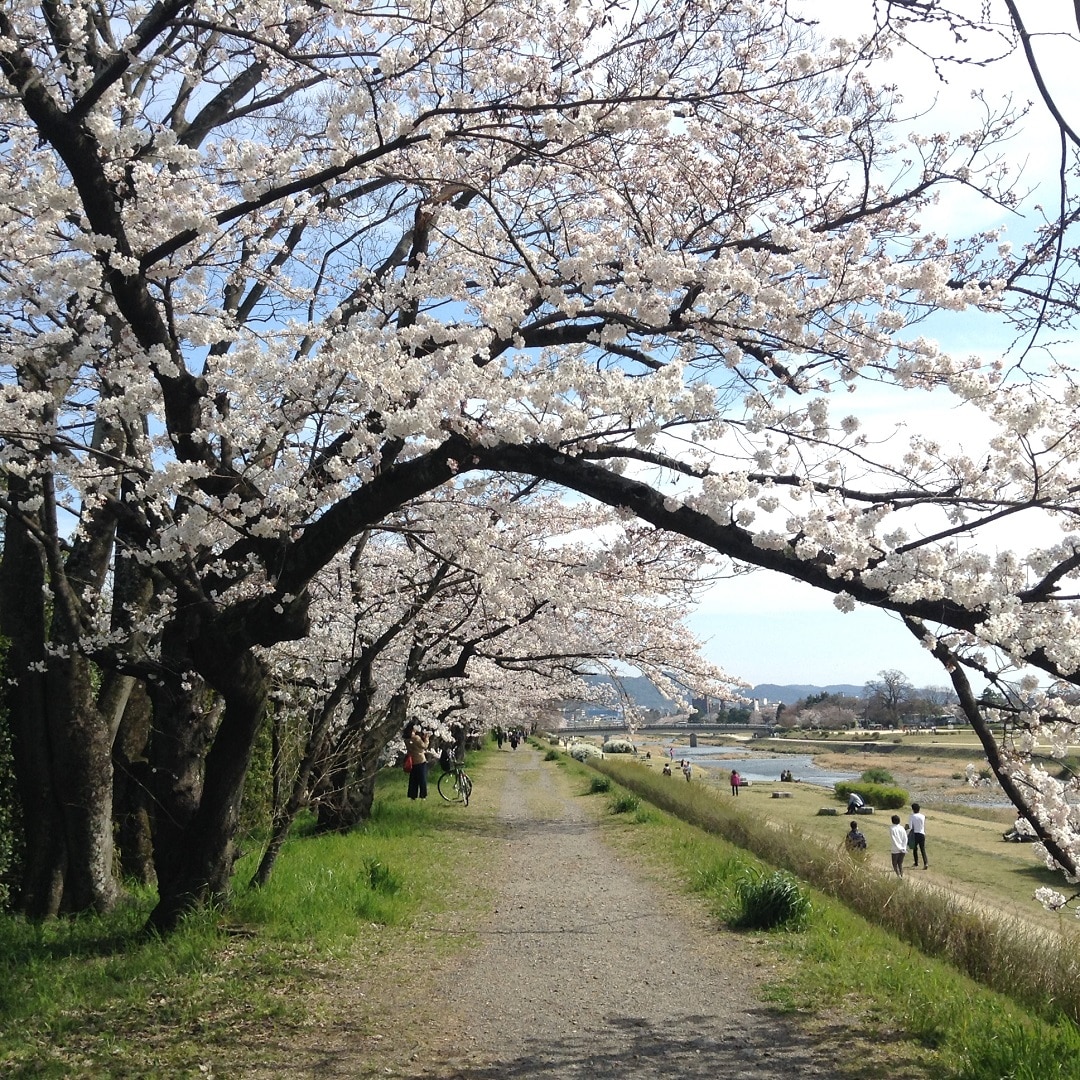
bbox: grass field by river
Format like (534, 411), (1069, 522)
(586, 729), (1076, 933)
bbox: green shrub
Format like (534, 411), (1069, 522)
(363, 858), (401, 895)
(544, 749), (560, 761)
(834, 780), (908, 809)
(730, 868), (810, 931)
(609, 791), (640, 814)
(588, 774), (612, 794)
(860, 767), (894, 784)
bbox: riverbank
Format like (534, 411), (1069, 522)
(630, 732), (1014, 814)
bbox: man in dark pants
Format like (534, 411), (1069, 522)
(907, 802), (927, 868)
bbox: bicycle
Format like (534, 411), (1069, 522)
(438, 760), (473, 806)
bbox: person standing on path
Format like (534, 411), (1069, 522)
(889, 814), (908, 877)
(730, 769), (740, 796)
(907, 802), (928, 868)
(405, 722), (430, 800)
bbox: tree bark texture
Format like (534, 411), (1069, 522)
(0, 492), (63, 916)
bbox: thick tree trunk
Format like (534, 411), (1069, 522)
(144, 668), (221, 927)
(45, 650), (121, 914)
(146, 645), (270, 933)
(110, 486), (158, 886)
(0, 495), (63, 916)
(2, 477), (123, 914)
(113, 681), (156, 887)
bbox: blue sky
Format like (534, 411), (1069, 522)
(688, 577), (958, 689)
(686, 1), (1080, 690)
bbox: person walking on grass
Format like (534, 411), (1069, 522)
(889, 814), (907, 877)
(907, 803), (928, 868)
(730, 769), (741, 796)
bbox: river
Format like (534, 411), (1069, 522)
(662, 745), (859, 788)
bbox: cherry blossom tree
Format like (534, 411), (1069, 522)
(4, 0), (1080, 929)
(251, 487), (732, 884)
(801, 0), (1080, 912)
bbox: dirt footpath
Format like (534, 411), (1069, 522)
(392, 747), (844, 1079)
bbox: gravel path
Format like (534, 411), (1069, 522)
(407, 747), (842, 1079)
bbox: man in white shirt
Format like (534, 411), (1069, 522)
(907, 803), (927, 868)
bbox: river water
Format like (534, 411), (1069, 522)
(663, 745), (859, 789)
(652, 743), (1013, 808)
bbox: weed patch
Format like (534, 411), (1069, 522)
(730, 868), (811, 931)
(609, 791), (640, 815)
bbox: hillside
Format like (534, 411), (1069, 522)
(570, 677), (866, 714)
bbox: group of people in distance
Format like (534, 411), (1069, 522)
(661, 758), (694, 780)
(844, 801), (928, 877)
(493, 724), (524, 750)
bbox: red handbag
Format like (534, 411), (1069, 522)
(403, 754), (413, 772)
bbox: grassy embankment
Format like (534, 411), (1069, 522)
(0, 757), (499, 1079)
(6, 740), (1080, 1079)
(698, 767), (1065, 928)
(571, 747), (1080, 1078)
(635, 727), (1074, 927)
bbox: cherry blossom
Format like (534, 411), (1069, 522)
(3, 0), (1080, 928)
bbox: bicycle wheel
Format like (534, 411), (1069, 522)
(438, 770), (463, 803)
(460, 771), (472, 807)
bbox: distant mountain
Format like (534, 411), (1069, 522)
(750, 684), (864, 705)
(567, 678), (866, 715)
(573, 673), (686, 714)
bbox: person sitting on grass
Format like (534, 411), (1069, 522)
(845, 820), (867, 851)
(846, 791), (864, 815)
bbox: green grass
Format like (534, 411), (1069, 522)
(554, 752), (1080, 1080)
(0, 754), (495, 1078)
